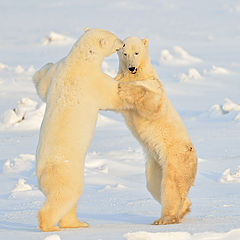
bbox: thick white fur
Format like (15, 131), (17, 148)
(116, 36), (198, 225)
(33, 35), (197, 227)
(34, 29), (128, 232)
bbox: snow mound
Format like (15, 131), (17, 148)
(15, 65), (24, 74)
(3, 154), (35, 174)
(125, 231), (191, 240)
(236, 4), (240, 13)
(99, 184), (127, 192)
(124, 229), (240, 240)
(10, 178), (43, 199)
(0, 63), (35, 87)
(210, 98), (240, 121)
(44, 235), (61, 240)
(27, 65), (36, 73)
(210, 104), (226, 115)
(0, 98), (116, 131)
(179, 68), (202, 82)
(220, 166), (240, 183)
(14, 65), (35, 74)
(0, 62), (8, 70)
(12, 178), (32, 192)
(0, 63), (35, 74)
(198, 158), (207, 163)
(235, 112), (240, 121)
(0, 98), (46, 130)
(85, 157), (109, 176)
(96, 114), (118, 127)
(42, 32), (76, 46)
(221, 98), (240, 113)
(160, 46), (202, 66)
(204, 65), (231, 75)
(102, 61), (117, 78)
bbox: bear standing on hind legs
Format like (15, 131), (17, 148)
(117, 36), (198, 225)
(34, 29), (128, 232)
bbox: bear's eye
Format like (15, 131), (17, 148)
(135, 52), (139, 55)
(123, 53), (127, 56)
(123, 44), (125, 47)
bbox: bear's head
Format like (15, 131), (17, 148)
(119, 36), (149, 74)
(82, 28), (124, 58)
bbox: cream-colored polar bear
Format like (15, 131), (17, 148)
(117, 36), (198, 225)
(34, 29), (127, 232)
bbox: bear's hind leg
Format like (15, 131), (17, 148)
(146, 156), (163, 203)
(39, 190), (82, 232)
(153, 163), (188, 225)
(179, 197), (191, 220)
(39, 194), (76, 232)
(38, 165), (84, 232)
(59, 204), (89, 228)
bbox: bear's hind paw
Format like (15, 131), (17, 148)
(59, 221), (89, 229)
(39, 225), (60, 232)
(152, 216), (180, 225)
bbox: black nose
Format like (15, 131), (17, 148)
(128, 67), (136, 72)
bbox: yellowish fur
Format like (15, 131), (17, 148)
(117, 36), (198, 225)
(33, 34), (197, 227)
(35, 29), (131, 232)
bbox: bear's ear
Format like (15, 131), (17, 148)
(84, 27), (91, 32)
(99, 38), (108, 48)
(142, 38), (149, 47)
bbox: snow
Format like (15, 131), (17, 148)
(160, 46), (202, 66)
(12, 178), (32, 193)
(41, 32), (76, 46)
(0, 98), (46, 131)
(44, 234), (61, 240)
(221, 98), (240, 113)
(220, 166), (240, 183)
(99, 184), (128, 192)
(102, 61), (117, 78)
(0, 0), (240, 239)
(203, 66), (231, 75)
(0, 62), (8, 70)
(125, 231), (191, 240)
(179, 68), (202, 82)
(3, 154), (35, 174)
(210, 98), (240, 121)
(125, 229), (240, 240)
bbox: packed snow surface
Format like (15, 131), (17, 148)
(0, 0), (240, 240)
(44, 235), (61, 240)
(124, 229), (240, 240)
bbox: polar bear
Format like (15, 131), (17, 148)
(117, 36), (198, 225)
(34, 29), (129, 232)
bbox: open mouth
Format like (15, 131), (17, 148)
(129, 68), (137, 74)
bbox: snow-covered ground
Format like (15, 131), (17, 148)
(0, 1), (240, 239)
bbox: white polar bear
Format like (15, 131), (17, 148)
(117, 36), (198, 225)
(34, 29), (129, 232)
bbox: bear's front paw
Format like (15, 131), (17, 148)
(118, 82), (146, 105)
